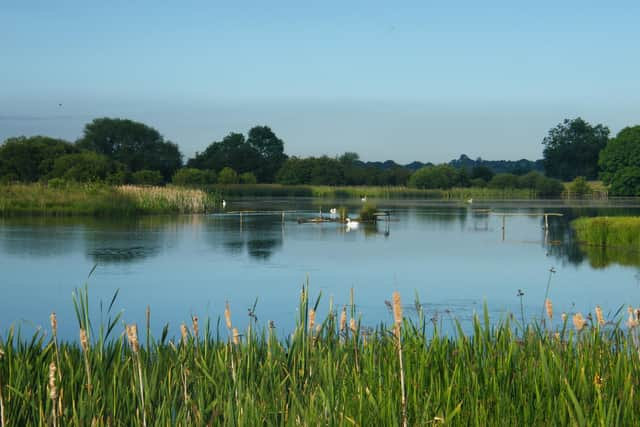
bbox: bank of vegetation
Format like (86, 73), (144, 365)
(0, 183), (216, 216)
(1, 286), (639, 425)
(572, 216), (640, 248)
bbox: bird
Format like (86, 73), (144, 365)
(466, 198), (473, 204)
(222, 200), (226, 209)
(329, 208), (337, 214)
(346, 217), (359, 229)
(361, 195), (367, 202)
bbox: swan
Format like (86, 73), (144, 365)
(466, 198), (473, 204)
(361, 196), (367, 202)
(329, 208), (337, 214)
(346, 217), (359, 229)
(222, 200), (226, 208)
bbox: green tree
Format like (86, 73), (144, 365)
(131, 170), (163, 186)
(218, 167), (239, 184)
(488, 173), (520, 189)
(408, 165), (458, 189)
(246, 126), (287, 182)
(599, 126), (640, 195)
(172, 168), (216, 186)
(542, 117), (609, 180)
(0, 136), (77, 182)
(188, 133), (260, 176)
(51, 151), (123, 182)
(77, 118), (183, 180)
(240, 172), (257, 184)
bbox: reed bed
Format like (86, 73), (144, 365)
(1, 286), (640, 425)
(211, 184), (536, 200)
(116, 185), (217, 214)
(572, 216), (640, 248)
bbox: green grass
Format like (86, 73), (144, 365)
(1, 285), (639, 425)
(0, 183), (218, 216)
(211, 184), (537, 199)
(572, 216), (640, 248)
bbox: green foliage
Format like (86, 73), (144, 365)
(0, 136), (78, 182)
(542, 117), (609, 180)
(172, 168), (217, 186)
(218, 167), (239, 184)
(408, 165), (459, 189)
(535, 176), (564, 197)
(246, 125), (287, 182)
(131, 170), (163, 186)
(471, 165), (495, 182)
(51, 151), (124, 182)
(488, 173), (519, 189)
(572, 216), (640, 249)
(568, 176), (592, 197)
(2, 286), (640, 425)
(239, 171), (257, 184)
(599, 126), (640, 195)
(77, 117), (183, 181)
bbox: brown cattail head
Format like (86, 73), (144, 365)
(339, 306), (347, 332)
(0, 347), (4, 359)
(627, 307), (638, 329)
(79, 328), (89, 353)
(192, 315), (199, 338)
(308, 309), (316, 331)
(392, 292), (403, 326)
(545, 299), (553, 320)
(572, 312), (587, 332)
(180, 323), (188, 344)
(349, 318), (357, 334)
(224, 301), (233, 330)
(126, 324), (140, 353)
(595, 305), (605, 326)
(232, 328), (240, 345)
(48, 361), (58, 400)
(50, 312), (58, 336)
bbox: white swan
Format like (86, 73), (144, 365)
(346, 217), (359, 230)
(361, 196), (367, 202)
(329, 208), (337, 214)
(222, 200), (226, 208)
(466, 198), (473, 204)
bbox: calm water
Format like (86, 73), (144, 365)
(2, 198), (640, 341)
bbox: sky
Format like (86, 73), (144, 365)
(1, 1), (639, 164)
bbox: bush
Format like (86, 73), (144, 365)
(470, 178), (487, 188)
(488, 173), (519, 189)
(517, 171), (544, 189)
(240, 172), (257, 184)
(172, 168), (216, 186)
(131, 170), (163, 186)
(359, 203), (377, 222)
(609, 167), (640, 196)
(51, 151), (123, 182)
(218, 167), (239, 184)
(408, 165), (458, 189)
(568, 176), (592, 197)
(105, 171), (129, 185)
(47, 177), (68, 189)
(536, 177), (564, 197)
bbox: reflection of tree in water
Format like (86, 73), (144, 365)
(213, 215), (283, 260)
(414, 207), (468, 229)
(0, 217), (82, 257)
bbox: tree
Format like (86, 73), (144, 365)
(218, 167), (239, 184)
(599, 126), (640, 195)
(77, 118), (183, 181)
(172, 168), (216, 186)
(0, 136), (77, 182)
(188, 133), (260, 175)
(50, 151), (123, 182)
(240, 172), (257, 184)
(246, 126), (287, 182)
(542, 117), (609, 181)
(131, 170), (163, 186)
(408, 165), (458, 189)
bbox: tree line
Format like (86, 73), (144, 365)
(1, 116), (639, 195)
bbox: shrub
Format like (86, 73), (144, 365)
(51, 151), (123, 182)
(172, 168), (216, 186)
(131, 170), (163, 186)
(568, 176), (592, 197)
(609, 167), (640, 196)
(240, 172), (257, 184)
(218, 167), (239, 184)
(488, 173), (519, 189)
(359, 203), (377, 222)
(536, 177), (564, 197)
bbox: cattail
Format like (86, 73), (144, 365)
(191, 315), (199, 338)
(126, 324), (140, 353)
(545, 299), (553, 320)
(48, 362), (58, 401)
(349, 318), (357, 334)
(50, 312), (58, 336)
(339, 306), (347, 332)
(315, 324), (321, 336)
(79, 328), (89, 353)
(308, 309), (316, 331)
(232, 328), (240, 345)
(224, 301), (233, 330)
(595, 305), (605, 326)
(561, 312), (567, 324)
(392, 292), (403, 326)
(180, 323), (188, 344)
(627, 306), (638, 329)
(572, 312), (587, 332)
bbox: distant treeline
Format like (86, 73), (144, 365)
(2, 116), (639, 195)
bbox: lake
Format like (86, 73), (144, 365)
(2, 198), (640, 341)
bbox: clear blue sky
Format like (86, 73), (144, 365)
(2, 1), (639, 163)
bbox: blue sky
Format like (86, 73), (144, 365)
(1, 1), (639, 163)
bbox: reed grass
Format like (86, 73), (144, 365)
(1, 287), (640, 425)
(0, 183), (217, 216)
(572, 216), (640, 248)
